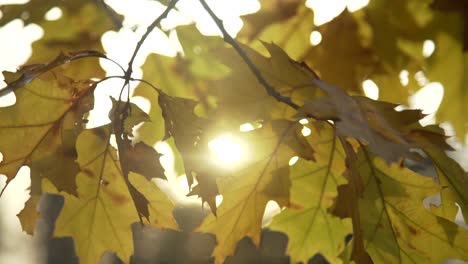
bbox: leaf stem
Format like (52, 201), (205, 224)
(121, 0), (179, 99)
(198, 0), (300, 111)
(95, 75), (162, 94)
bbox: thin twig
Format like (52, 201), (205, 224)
(118, 0), (178, 102)
(198, 0), (300, 111)
(112, 1), (178, 224)
(95, 75), (162, 94)
(123, 0), (179, 87)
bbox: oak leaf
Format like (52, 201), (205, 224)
(0, 71), (94, 195)
(270, 122), (352, 263)
(41, 125), (176, 264)
(300, 79), (452, 163)
(356, 149), (468, 263)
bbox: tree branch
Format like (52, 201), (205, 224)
(198, 0), (300, 111)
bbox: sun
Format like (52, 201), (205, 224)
(208, 134), (245, 168)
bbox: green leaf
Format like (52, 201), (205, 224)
(270, 122), (352, 263)
(133, 24), (226, 145)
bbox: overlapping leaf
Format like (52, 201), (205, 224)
(43, 125), (176, 264)
(239, 0), (312, 59)
(4, 0), (122, 80)
(426, 13), (467, 139)
(269, 122), (352, 263)
(197, 119), (315, 263)
(133, 24), (226, 145)
(301, 10), (375, 93)
(240, 2), (375, 94)
(1, 1), (468, 264)
(354, 149), (468, 263)
(109, 97), (151, 137)
(363, 0), (468, 138)
(133, 53), (194, 146)
(109, 97), (172, 222)
(158, 91), (211, 187)
(426, 150), (468, 221)
(300, 79), (452, 163)
(205, 41), (318, 122)
(157, 90), (222, 211)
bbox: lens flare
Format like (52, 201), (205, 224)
(208, 134), (245, 167)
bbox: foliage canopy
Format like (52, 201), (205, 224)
(0, 0), (467, 263)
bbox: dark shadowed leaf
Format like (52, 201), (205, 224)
(300, 79), (452, 163)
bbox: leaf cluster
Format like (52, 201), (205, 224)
(0, 0), (467, 263)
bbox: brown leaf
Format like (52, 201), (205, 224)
(300, 79), (452, 163)
(121, 140), (166, 181)
(158, 91), (210, 187)
(187, 171), (220, 215)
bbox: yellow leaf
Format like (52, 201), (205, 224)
(357, 149), (468, 263)
(239, 0), (314, 60)
(197, 119), (315, 263)
(207, 42), (318, 122)
(44, 126), (176, 264)
(0, 71), (94, 195)
(26, 1), (119, 79)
